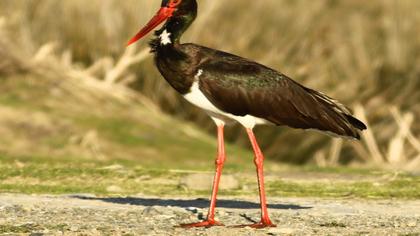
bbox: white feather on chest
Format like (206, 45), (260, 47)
(183, 70), (269, 128)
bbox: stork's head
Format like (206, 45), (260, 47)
(127, 0), (197, 46)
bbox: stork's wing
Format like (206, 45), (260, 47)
(193, 46), (366, 138)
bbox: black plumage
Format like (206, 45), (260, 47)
(154, 42), (367, 138)
(140, 0), (367, 139)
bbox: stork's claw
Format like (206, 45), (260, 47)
(232, 219), (276, 228)
(179, 219), (224, 228)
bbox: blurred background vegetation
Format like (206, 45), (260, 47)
(0, 0), (419, 173)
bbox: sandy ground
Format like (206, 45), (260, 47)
(0, 194), (419, 236)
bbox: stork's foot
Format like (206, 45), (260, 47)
(179, 219), (224, 228)
(233, 219), (276, 228)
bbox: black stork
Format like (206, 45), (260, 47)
(127, 0), (367, 228)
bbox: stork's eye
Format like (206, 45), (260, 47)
(169, 0), (182, 8)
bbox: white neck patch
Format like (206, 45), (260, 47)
(159, 29), (172, 45)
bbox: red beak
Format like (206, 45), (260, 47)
(127, 7), (176, 46)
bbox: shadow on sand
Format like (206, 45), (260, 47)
(73, 196), (312, 210)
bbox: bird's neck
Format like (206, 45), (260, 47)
(149, 6), (198, 94)
(149, 13), (197, 73)
(150, 17), (193, 72)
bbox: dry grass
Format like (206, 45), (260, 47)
(0, 0), (419, 169)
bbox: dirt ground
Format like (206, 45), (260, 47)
(0, 194), (419, 236)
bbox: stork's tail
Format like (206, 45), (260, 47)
(308, 89), (367, 139)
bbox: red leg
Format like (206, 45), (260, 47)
(180, 124), (225, 228)
(235, 128), (275, 228)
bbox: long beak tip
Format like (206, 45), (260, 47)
(126, 7), (173, 48)
(126, 38), (137, 47)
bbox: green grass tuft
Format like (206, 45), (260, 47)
(1, 153), (419, 198)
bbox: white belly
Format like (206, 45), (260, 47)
(183, 79), (268, 128)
